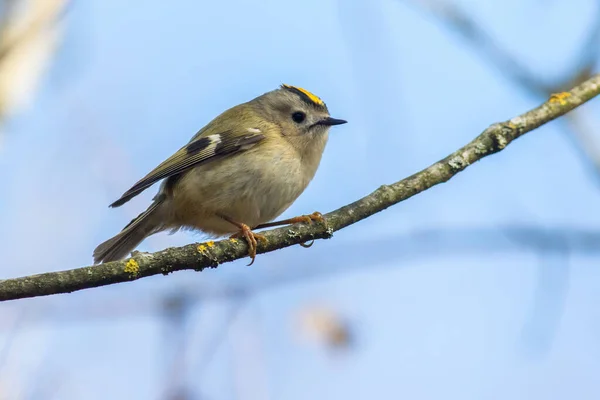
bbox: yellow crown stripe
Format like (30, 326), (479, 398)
(282, 84), (325, 106)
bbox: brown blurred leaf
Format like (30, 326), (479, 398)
(295, 305), (353, 350)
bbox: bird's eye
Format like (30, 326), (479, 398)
(291, 111), (306, 123)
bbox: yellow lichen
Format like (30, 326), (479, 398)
(229, 238), (238, 243)
(549, 92), (571, 105)
(198, 241), (216, 254)
(124, 259), (140, 276)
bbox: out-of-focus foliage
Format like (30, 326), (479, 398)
(0, 0), (67, 147)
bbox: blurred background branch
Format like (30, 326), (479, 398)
(3, 224), (600, 327)
(402, 0), (600, 179)
(1, 223), (599, 398)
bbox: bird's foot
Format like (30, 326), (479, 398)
(230, 223), (267, 266)
(288, 211), (325, 225)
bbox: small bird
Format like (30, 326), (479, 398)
(93, 84), (347, 265)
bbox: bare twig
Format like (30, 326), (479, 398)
(0, 75), (599, 302)
(2, 224), (600, 328)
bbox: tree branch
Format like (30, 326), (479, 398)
(1, 75), (599, 302)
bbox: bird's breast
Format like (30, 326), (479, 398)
(170, 139), (318, 231)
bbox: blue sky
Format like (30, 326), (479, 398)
(1, 0), (600, 399)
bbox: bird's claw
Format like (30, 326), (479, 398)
(293, 212), (323, 249)
(299, 240), (315, 248)
(230, 224), (267, 266)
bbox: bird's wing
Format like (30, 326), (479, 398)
(109, 129), (265, 207)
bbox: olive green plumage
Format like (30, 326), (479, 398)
(93, 85), (347, 264)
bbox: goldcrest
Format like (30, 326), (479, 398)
(93, 84), (347, 265)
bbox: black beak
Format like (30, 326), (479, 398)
(317, 117), (347, 126)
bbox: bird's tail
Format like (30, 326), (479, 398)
(93, 199), (165, 264)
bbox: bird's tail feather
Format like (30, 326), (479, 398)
(93, 199), (164, 264)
